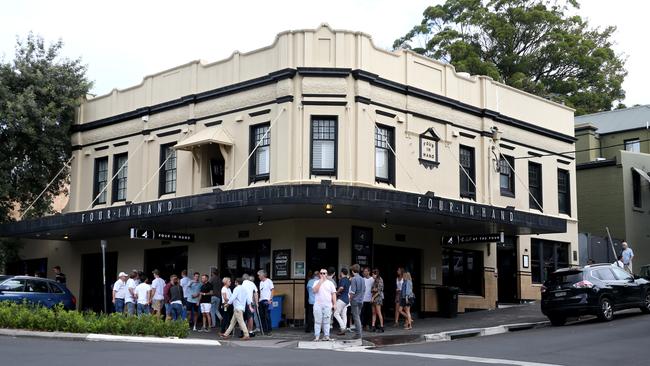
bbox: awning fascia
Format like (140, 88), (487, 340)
(174, 126), (234, 151)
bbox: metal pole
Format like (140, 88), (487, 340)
(100, 240), (107, 314)
(605, 227), (617, 262)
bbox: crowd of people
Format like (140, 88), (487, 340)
(111, 268), (275, 339)
(306, 265), (415, 341)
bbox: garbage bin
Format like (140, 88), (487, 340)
(436, 286), (459, 318)
(270, 295), (285, 329)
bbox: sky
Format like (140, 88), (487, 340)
(0, 0), (647, 107)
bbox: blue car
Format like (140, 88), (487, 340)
(0, 276), (76, 310)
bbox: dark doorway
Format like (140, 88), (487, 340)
(6, 257), (48, 277)
(80, 252), (118, 313)
(373, 244), (422, 318)
(220, 240), (271, 280)
(497, 239), (518, 304)
(306, 238), (339, 277)
(144, 246), (188, 281)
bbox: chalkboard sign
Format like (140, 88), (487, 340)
(351, 226), (373, 266)
(272, 249), (291, 280)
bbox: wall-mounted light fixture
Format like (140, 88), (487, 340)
(381, 210), (390, 228)
(325, 203), (334, 215)
(257, 208), (264, 226)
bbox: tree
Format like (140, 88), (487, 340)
(0, 34), (91, 271)
(394, 0), (627, 115)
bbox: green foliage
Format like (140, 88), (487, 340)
(394, 0), (627, 115)
(0, 302), (189, 338)
(0, 33), (91, 223)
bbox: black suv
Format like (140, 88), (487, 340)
(541, 264), (650, 326)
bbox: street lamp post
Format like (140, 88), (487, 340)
(100, 240), (107, 314)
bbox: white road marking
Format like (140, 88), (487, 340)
(338, 347), (564, 366)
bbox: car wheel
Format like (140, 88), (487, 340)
(597, 297), (614, 321)
(640, 292), (650, 314)
(548, 316), (566, 326)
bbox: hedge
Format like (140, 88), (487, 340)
(0, 302), (189, 338)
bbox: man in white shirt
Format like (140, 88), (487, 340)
(241, 273), (259, 335)
(111, 272), (128, 314)
(362, 267), (374, 330)
(150, 269), (165, 319)
(221, 278), (250, 340)
(134, 275), (153, 315)
(257, 270), (274, 335)
(312, 268), (337, 341)
(124, 270), (139, 316)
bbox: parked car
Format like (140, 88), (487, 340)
(541, 264), (650, 326)
(639, 264), (650, 280)
(0, 276), (76, 310)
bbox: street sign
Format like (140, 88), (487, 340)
(441, 233), (504, 246)
(129, 228), (194, 242)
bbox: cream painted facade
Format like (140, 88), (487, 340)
(2, 25), (578, 318)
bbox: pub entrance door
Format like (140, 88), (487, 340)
(80, 252), (118, 313)
(305, 238), (339, 277)
(497, 238), (518, 304)
(373, 244), (422, 318)
(143, 246), (188, 282)
(220, 240), (271, 281)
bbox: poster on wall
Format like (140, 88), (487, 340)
(351, 226), (373, 266)
(272, 249), (291, 280)
(294, 261), (305, 278)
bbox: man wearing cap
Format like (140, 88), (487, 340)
(112, 272), (128, 314)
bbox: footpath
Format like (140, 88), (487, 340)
(189, 302), (549, 348)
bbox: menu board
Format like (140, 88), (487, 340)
(272, 249), (291, 280)
(351, 226), (373, 266)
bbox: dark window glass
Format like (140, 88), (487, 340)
(557, 169), (570, 215)
(375, 125), (395, 184)
(528, 162), (543, 210)
(159, 144), (177, 195)
(499, 155), (515, 196)
(0, 279), (25, 291)
(592, 268), (616, 281)
(459, 145), (475, 199)
(93, 157), (109, 205)
(611, 266), (634, 281)
(632, 169), (642, 208)
(624, 138), (640, 153)
(249, 123), (270, 182)
(48, 282), (64, 294)
(112, 153), (128, 202)
(25, 280), (50, 293)
(311, 117), (337, 175)
(442, 249), (483, 295)
(531, 239), (569, 283)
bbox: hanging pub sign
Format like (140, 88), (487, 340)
(351, 226), (373, 266)
(441, 233), (504, 246)
(419, 128), (440, 169)
(129, 228), (194, 242)
(272, 249), (291, 280)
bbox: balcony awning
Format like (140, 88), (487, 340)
(174, 126), (233, 151)
(632, 167), (650, 184)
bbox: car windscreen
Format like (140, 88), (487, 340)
(0, 278), (26, 291)
(547, 271), (583, 288)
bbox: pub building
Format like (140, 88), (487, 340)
(0, 25), (577, 318)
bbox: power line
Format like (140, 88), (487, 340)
(514, 137), (650, 160)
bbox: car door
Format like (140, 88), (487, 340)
(0, 278), (27, 303)
(611, 267), (642, 306)
(592, 268), (624, 301)
(24, 279), (52, 307)
(47, 282), (68, 308)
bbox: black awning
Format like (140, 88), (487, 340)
(0, 183), (566, 240)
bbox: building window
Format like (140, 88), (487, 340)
(112, 153), (128, 202)
(528, 162), (543, 210)
(442, 248), (484, 296)
(159, 143), (177, 195)
(624, 138), (640, 153)
(531, 239), (569, 283)
(249, 123), (270, 182)
(310, 117), (337, 176)
(459, 145), (475, 199)
(93, 157), (108, 205)
(557, 169), (570, 215)
(499, 155), (515, 197)
(632, 169), (642, 208)
(375, 124), (395, 184)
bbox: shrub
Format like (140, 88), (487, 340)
(0, 302), (189, 338)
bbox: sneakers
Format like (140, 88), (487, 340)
(312, 336), (320, 342)
(192, 326), (197, 332)
(322, 336), (331, 341)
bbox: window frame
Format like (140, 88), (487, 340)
(93, 156), (109, 205)
(158, 143), (177, 196)
(624, 138), (641, 153)
(249, 122), (271, 183)
(374, 123), (395, 185)
(557, 168), (571, 215)
(531, 239), (569, 283)
(632, 169), (642, 208)
(499, 155), (515, 197)
(459, 145), (476, 199)
(442, 248), (484, 296)
(309, 116), (338, 177)
(528, 161), (543, 210)
(112, 153), (128, 202)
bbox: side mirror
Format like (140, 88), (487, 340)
(628, 277), (636, 283)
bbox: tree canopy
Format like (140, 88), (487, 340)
(393, 0), (627, 115)
(0, 34), (91, 223)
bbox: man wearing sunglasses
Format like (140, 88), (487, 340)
(311, 268), (337, 341)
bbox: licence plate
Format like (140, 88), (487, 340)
(554, 291), (567, 297)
